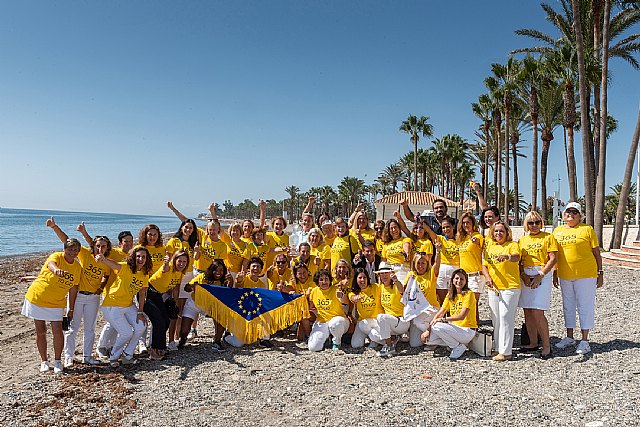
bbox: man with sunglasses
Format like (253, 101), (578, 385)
(400, 198), (457, 236)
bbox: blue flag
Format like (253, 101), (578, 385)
(193, 284), (310, 344)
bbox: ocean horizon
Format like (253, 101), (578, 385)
(0, 207), (184, 257)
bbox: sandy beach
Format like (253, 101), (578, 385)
(1, 251), (639, 426)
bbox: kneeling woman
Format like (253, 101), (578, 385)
(22, 239), (82, 374)
(97, 246), (154, 367)
(146, 250), (190, 360)
(375, 264), (408, 357)
(421, 269), (477, 359)
(349, 268), (384, 348)
(308, 269), (349, 351)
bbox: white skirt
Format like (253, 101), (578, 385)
(467, 273), (486, 293)
(22, 299), (64, 321)
(518, 266), (552, 310)
(436, 263), (458, 290)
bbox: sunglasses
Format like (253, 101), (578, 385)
(275, 261), (287, 265)
(565, 209), (579, 215)
(415, 251), (427, 256)
(374, 227), (384, 231)
(527, 221), (542, 226)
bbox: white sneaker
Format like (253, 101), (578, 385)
(39, 361), (50, 373)
(368, 341), (380, 349)
(377, 345), (391, 358)
(121, 353), (137, 365)
(96, 347), (110, 359)
(187, 328), (197, 341)
(449, 344), (466, 360)
(167, 341), (178, 352)
(575, 340), (591, 355)
(52, 360), (63, 374)
(83, 356), (100, 365)
(137, 342), (148, 354)
(555, 337), (576, 349)
(63, 357), (74, 368)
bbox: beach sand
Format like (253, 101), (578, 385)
(1, 253), (639, 426)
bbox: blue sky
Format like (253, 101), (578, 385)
(1, 1), (638, 217)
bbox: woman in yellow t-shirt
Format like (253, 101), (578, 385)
(375, 263), (408, 357)
(146, 250), (189, 360)
(351, 210), (375, 246)
(405, 250), (441, 348)
(394, 214), (433, 265)
(308, 228), (330, 270)
(519, 211), (558, 359)
(222, 222), (250, 275)
(22, 239), (82, 374)
(373, 220), (386, 255)
(307, 269), (349, 351)
(381, 216), (412, 284)
(97, 246), (154, 367)
(349, 268), (384, 348)
(291, 261), (315, 341)
(482, 221), (521, 362)
(424, 216), (459, 306)
(552, 202), (603, 355)
(456, 212), (484, 322)
(137, 224), (166, 273)
(421, 269), (477, 360)
(264, 215), (290, 268)
(181, 259), (233, 352)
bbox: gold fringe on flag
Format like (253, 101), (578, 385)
(193, 286), (310, 344)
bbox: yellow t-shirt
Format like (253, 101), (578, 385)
(519, 232), (559, 268)
(194, 228), (228, 272)
(266, 231), (289, 267)
(189, 272), (226, 287)
(414, 238), (433, 257)
(553, 224), (599, 280)
(291, 255), (319, 277)
(442, 291), (477, 329)
(458, 232), (484, 273)
(246, 242), (269, 274)
(349, 283), (382, 319)
(330, 234), (359, 270)
(25, 252), (83, 308)
(293, 276), (316, 294)
(483, 241), (521, 290)
(375, 238), (384, 255)
(109, 247), (128, 262)
(142, 244), (166, 274)
(238, 275), (267, 289)
(268, 268), (293, 291)
(165, 237), (194, 270)
(225, 239), (249, 273)
(102, 263), (149, 307)
(351, 228), (374, 248)
(437, 235), (460, 266)
(382, 237), (412, 265)
(405, 269), (439, 308)
(76, 246), (112, 293)
(149, 268), (184, 293)
(309, 286), (345, 323)
(310, 244), (330, 264)
(379, 282), (404, 316)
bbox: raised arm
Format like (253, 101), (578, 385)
(393, 210), (413, 239)
(259, 199), (266, 229)
(208, 201), (218, 220)
(399, 199), (416, 223)
(167, 201), (188, 222)
(303, 196), (315, 215)
(46, 217), (70, 243)
(472, 182), (489, 211)
(76, 221), (93, 246)
(347, 203), (364, 228)
(95, 254), (122, 272)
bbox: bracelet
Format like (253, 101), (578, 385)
(137, 311), (144, 314)
(598, 270), (604, 276)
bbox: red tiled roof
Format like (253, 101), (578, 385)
(373, 191), (461, 207)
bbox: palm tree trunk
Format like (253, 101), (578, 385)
(493, 136), (498, 207)
(593, 0), (603, 179)
(612, 108), (640, 248)
(531, 114), (539, 212)
(413, 133), (418, 191)
(595, 0), (611, 248)
(484, 122), (490, 202)
(571, 0), (595, 225)
(541, 132), (552, 222)
(512, 133), (520, 225)
(504, 98), (511, 219)
(567, 127), (578, 201)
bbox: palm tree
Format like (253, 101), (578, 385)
(471, 93), (494, 201)
(507, 97), (531, 224)
(399, 152), (415, 191)
(380, 163), (406, 193)
(284, 185), (300, 222)
(537, 81), (563, 222)
(338, 177), (366, 214)
(399, 115), (434, 190)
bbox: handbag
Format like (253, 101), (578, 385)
(165, 298), (179, 320)
(469, 331), (493, 357)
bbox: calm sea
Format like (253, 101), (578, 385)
(0, 208), (187, 257)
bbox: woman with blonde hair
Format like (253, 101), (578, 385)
(519, 211), (557, 359)
(405, 249), (441, 348)
(308, 228), (330, 270)
(482, 220), (521, 362)
(456, 212), (484, 322)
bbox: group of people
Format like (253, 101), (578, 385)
(22, 188), (604, 374)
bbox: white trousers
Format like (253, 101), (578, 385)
(408, 310), (438, 347)
(308, 316), (350, 352)
(101, 305), (146, 361)
(436, 263), (458, 290)
(427, 322), (475, 349)
(488, 288), (521, 356)
(350, 318), (384, 348)
(559, 277), (597, 330)
(64, 293), (101, 359)
(97, 323), (117, 350)
(376, 313), (410, 340)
